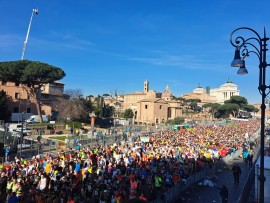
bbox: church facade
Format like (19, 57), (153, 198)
(123, 81), (182, 125)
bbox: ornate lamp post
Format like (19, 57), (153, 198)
(230, 27), (269, 203)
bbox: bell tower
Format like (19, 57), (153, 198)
(144, 80), (149, 93)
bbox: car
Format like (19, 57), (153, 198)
(12, 128), (32, 137)
(26, 115), (48, 123)
(14, 127), (32, 134)
(17, 143), (32, 149)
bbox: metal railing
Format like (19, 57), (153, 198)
(151, 129), (261, 203)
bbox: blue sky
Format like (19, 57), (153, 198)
(1, 0), (270, 104)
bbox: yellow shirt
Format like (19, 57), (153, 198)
(45, 162), (52, 174)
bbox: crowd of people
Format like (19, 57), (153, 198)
(0, 119), (260, 203)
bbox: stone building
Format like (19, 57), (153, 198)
(182, 80), (240, 105)
(137, 98), (169, 124)
(123, 80), (159, 110)
(181, 84), (217, 104)
(122, 81), (182, 124)
(209, 79), (240, 104)
(0, 80), (65, 117)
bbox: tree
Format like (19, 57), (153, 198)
(102, 93), (110, 98)
(185, 99), (201, 112)
(122, 109), (134, 118)
(91, 95), (114, 118)
(57, 89), (88, 122)
(0, 60), (65, 123)
(64, 89), (83, 99)
(186, 98), (201, 103)
(202, 103), (221, 118)
(224, 96), (247, 108)
(216, 103), (240, 118)
(0, 90), (11, 121)
(102, 104), (114, 118)
(242, 104), (257, 113)
(173, 117), (185, 124)
(94, 95), (104, 117)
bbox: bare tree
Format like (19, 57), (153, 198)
(58, 89), (88, 121)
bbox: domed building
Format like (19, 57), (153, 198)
(162, 85), (173, 101)
(209, 79), (240, 104)
(193, 84), (205, 94)
(181, 84), (217, 104)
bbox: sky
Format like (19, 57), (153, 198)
(1, 0), (270, 104)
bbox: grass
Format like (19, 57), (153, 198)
(49, 135), (90, 141)
(49, 136), (67, 141)
(31, 122), (65, 127)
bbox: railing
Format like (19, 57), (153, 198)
(151, 129), (261, 203)
(237, 133), (263, 203)
(237, 152), (258, 203)
(151, 153), (237, 203)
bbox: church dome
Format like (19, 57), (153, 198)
(162, 85), (173, 101)
(193, 84), (205, 94)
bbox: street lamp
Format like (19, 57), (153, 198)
(230, 27), (269, 203)
(21, 8), (38, 60)
(20, 111), (26, 158)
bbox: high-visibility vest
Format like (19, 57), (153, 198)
(16, 186), (22, 196)
(7, 181), (13, 191)
(81, 152), (85, 160)
(155, 176), (162, 187)
(12, 184), (17, 192)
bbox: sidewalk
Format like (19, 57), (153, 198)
(180, 153), (258, 203)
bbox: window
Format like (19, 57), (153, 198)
(168, 108), (172, 118)
(145, 105), (148, 109)
(15, 82), (20, 86)
(15, 93), (20, 99)
(2, 81), (7, 85)
(27, 108), (31, 113)
(160, 105), (162, 109)
(13, 107), (19, 113)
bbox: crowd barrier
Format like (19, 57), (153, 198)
(1, 128), (262, 203)
(237, 147), (260, 203)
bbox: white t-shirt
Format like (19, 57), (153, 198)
(39, 177), (47, 190)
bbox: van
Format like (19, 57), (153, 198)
(8, 123), (32, 136)
(26, 115), (48, 123)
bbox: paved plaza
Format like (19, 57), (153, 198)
(179, 150), (259, 203)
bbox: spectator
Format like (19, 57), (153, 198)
(232, 163), (241, 184)
(219, 185), (228, 203)
(0, 119), (260, 202)
(38, 173), (47, 191)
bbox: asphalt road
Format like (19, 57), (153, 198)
(178, 149), (260, 203)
